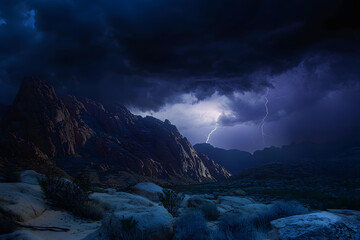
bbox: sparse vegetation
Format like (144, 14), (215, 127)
(252, 201), (308, 230)
(172, 177), (360, 210)
(213, 201), (308, 239)
(199, 203), (220, 221)
(174, 211), (209, 240)
(158, 188), (184, 216)
(119, 216), (138, 233)
(38, 172), (104, 220)
(217, 213), (255, 240)
(1, 165), (20, 183)
(103, 214), (144, 240)
(76, 200), (105, 220)
(0, 207), (20, 234)
(73, 172), (93, 192)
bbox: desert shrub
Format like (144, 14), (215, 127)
(174, 211), (210, 240)
(119, 216), (138, 232)
(38, 174), (88, 208)
(249, 231), (268, 240)
(103, 214), (144, 240)
(252, 201), (308, 230)
(199, 203), (220, 221)
(0, 217), (16, 235)
(73, 173), (93, 192)
(158, 189), (184, 216)
(272, 200), (309, 217)
(215, 201), (308, 239)
(1, 165), (20, 183)
(217, 213), (255, 240)
(0, 207), (21, 234)
(211, 229), (266, 240)
(76, 201), (104, 220)
(38, 173), (104, 220)
(209, 230), (227, 240)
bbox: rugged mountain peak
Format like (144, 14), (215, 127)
(3, 77), (76, 158)
(0, 78), (231, 185)
(14, 77), (57, 105)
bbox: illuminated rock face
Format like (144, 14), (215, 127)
(270, 211), (360, 240)
(0, 77), (231, 185)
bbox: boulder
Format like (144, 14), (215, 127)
(270, 211), (360, 240)
(216, 196), (255, 214)
(237, 203), (272, 215)
(88, 191), (173, 240)
(231, 189), (247, 196)
(0, 230), (43, 240)
(0, 182), (46, 221)
(187, 195), (215, 208)
(327, 209), (360, 222)
(218, 196), (254, 207)
(198, 193), (216, 200)
(180, 194), (191, 208)
(20, 170), (43, 185)
(131, 182), (163, 202)
(218, 203), (271, 216)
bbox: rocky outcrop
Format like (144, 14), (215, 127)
(270, 211), (360, 240)
(0, 181), (45, 221)
(2, 77), (77, 158)
(216, 196), (255, 214)
(0, 230), (43, 240)
(1, 171), (358, 240)
(89, 191), (173, 240)
(131, 182), (164, 202)
(20, 170), (44, 185)
(199, 153), (232, 180)
(0, 77), (231, 185)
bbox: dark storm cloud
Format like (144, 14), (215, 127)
(217, 53), (360, 126)
(1, 0), (359, 109)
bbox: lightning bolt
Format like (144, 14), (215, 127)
(260, 88), (269, 146)
(206, 125), (218, 143)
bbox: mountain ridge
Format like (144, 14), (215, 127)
(0, 77), (231, 186)
(194, 143), (254, 174)
(194, 141), (360, 179)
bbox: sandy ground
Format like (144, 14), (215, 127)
(22, 210), (101, 240)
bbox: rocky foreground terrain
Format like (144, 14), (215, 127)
(0, 78), (359, 240)
(0, 170), (359, 240)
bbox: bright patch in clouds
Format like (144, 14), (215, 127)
(131, 91), (270, 149)
(133, 92), (231, 130)
(131, 92), (236, 144)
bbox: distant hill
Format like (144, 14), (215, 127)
(194, 143), (254, 174)
(195, 141), (360, 179)
(236, 146), (360, 179)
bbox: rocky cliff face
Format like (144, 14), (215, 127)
(0, 77), (230, 185)
(2, 77), (77, 158)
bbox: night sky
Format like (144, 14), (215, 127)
(1, 0), (359, 152)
